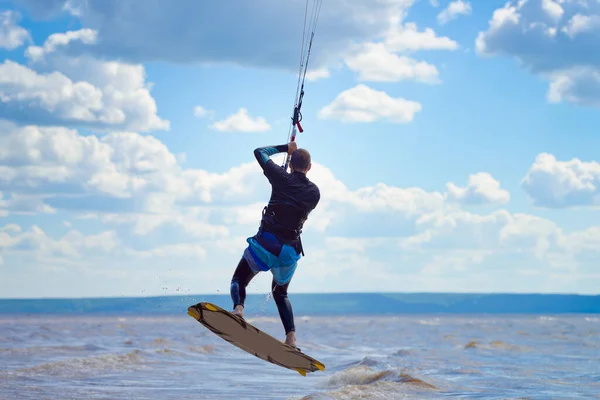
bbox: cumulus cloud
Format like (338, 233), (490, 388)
(0, 223), (119, 259)
(476, 0), (600, 108)
(9, 0), (412, 70)
(437, 1), (472, 25)
(546, 67), (600, 107)
(0, 119), (447, 236)
(384, 22), (458, 52)
(0, 123), (187, 206)
(401, 208), (594, 263)
(0, 53), (168, 132)
(0, 10), (30, 50)
(340, 14), (457, 84)
(446, 172), (510, 205)
(0, 121), (272, 240)
(521, 153), (600, 208)
(344, 42), (440, 83)
(305, 67), (331, 81)
(0, 192), (56, 215)
(24, 28), (97, 61)
(9, 0), (459, 82)
(0, 120), (599, 294)
(318, 84), (422, 123)
(299, 207), (600, 293)
(209, 108), (271, 133)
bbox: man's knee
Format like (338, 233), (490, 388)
(272, 282), (289, 301)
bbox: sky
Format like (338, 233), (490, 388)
(0, 0), (600, 299)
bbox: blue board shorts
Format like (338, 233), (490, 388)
(243, 230), (302, 286)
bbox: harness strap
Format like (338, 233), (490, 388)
(260, 206), (305, 256)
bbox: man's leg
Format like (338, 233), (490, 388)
(271, 279), (296, 347)
(230, 257), (258, 318)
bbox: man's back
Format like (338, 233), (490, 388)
(265, 170), (320, 234)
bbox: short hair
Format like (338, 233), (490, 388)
(290, 148), (311, 171)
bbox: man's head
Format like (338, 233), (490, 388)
(290, 148), (312, 173)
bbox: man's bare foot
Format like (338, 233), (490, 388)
(284, 331), (296, 348)
(232, 305), (244, 318)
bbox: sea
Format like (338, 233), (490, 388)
(0, 308), (599, 399)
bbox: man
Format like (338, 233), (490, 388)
(229, 141), (320, 349)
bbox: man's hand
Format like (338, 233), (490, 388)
(287, 141), (297, 154)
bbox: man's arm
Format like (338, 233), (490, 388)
(253, 144), (289, 170)
(253, 144), (289, 184)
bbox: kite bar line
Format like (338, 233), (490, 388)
(283, 0), (323, 171)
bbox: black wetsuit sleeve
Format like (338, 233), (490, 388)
(253, 144), (289, 184)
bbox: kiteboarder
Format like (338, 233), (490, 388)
(230, 141), (320, 349)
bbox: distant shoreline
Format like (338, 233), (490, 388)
(1, 292), (598, 315)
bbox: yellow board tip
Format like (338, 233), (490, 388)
(296, 368), (307, 377)
(315, 362), (325, 371)
(205, 303), (218, 312)
(187, 307), (200, 320)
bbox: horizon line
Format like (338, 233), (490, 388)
(1, 291), (598, 301)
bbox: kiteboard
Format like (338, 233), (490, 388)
(187, 302), (325, 376)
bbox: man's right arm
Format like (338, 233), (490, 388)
(253, 144), (289, 184)
(253, 144), (289, 170)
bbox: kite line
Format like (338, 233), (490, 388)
(283, 0), (323, 171)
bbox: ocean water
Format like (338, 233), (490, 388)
(0, 309), (599, 399)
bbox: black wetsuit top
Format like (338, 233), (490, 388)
(253, 144), (320, 253)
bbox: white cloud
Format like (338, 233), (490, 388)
(295, 206), (600, 293)
(0, 57), (168, 133)
(0, 223), (119, 259)
(476, 0), (600, 108)
(209, 108), (271, 132)
(542, 0), (564, 22)
(446, 172), (510, 205)
(9, 0), (419, 71)
(344, 42), (440, 83)
(194, 105), (214, 118)
(1, 114), (599, 295)
(131, 242), (207, 260)
(0, 28), (170, 133)
(305, 67), (331, 81)
(0, 193), (56, 215)
(405, 209), (561, 260)
(384, 22), (459, 52)
(0, 10), (30, 50)
(437, 1), (472, 25)
(546, 66), (600, 107)
(0, 118), (447, 236)
(561, 13), (600, 38)
(9, 0), (460, 88)
(0, 122), (271, 227)
(521, 153), (600, 208)
(318, 84), (422, 123)
(339, 15), (457, 85)
(24, 28), (97, 61)
(101, 210), (229, 240)
(0, 123), (190, 207)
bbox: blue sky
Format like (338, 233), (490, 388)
(1, 0), (599, 298)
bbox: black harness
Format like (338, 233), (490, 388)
(259, 205), (306, 256)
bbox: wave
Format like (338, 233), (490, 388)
(296, 365), (440, 400)
(417, 318), (440, 326)
(11, 350), (145, 377)
(187, 345), (216, 354)
(464, 340), (528, 351)
(0, 343), (104, 355)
